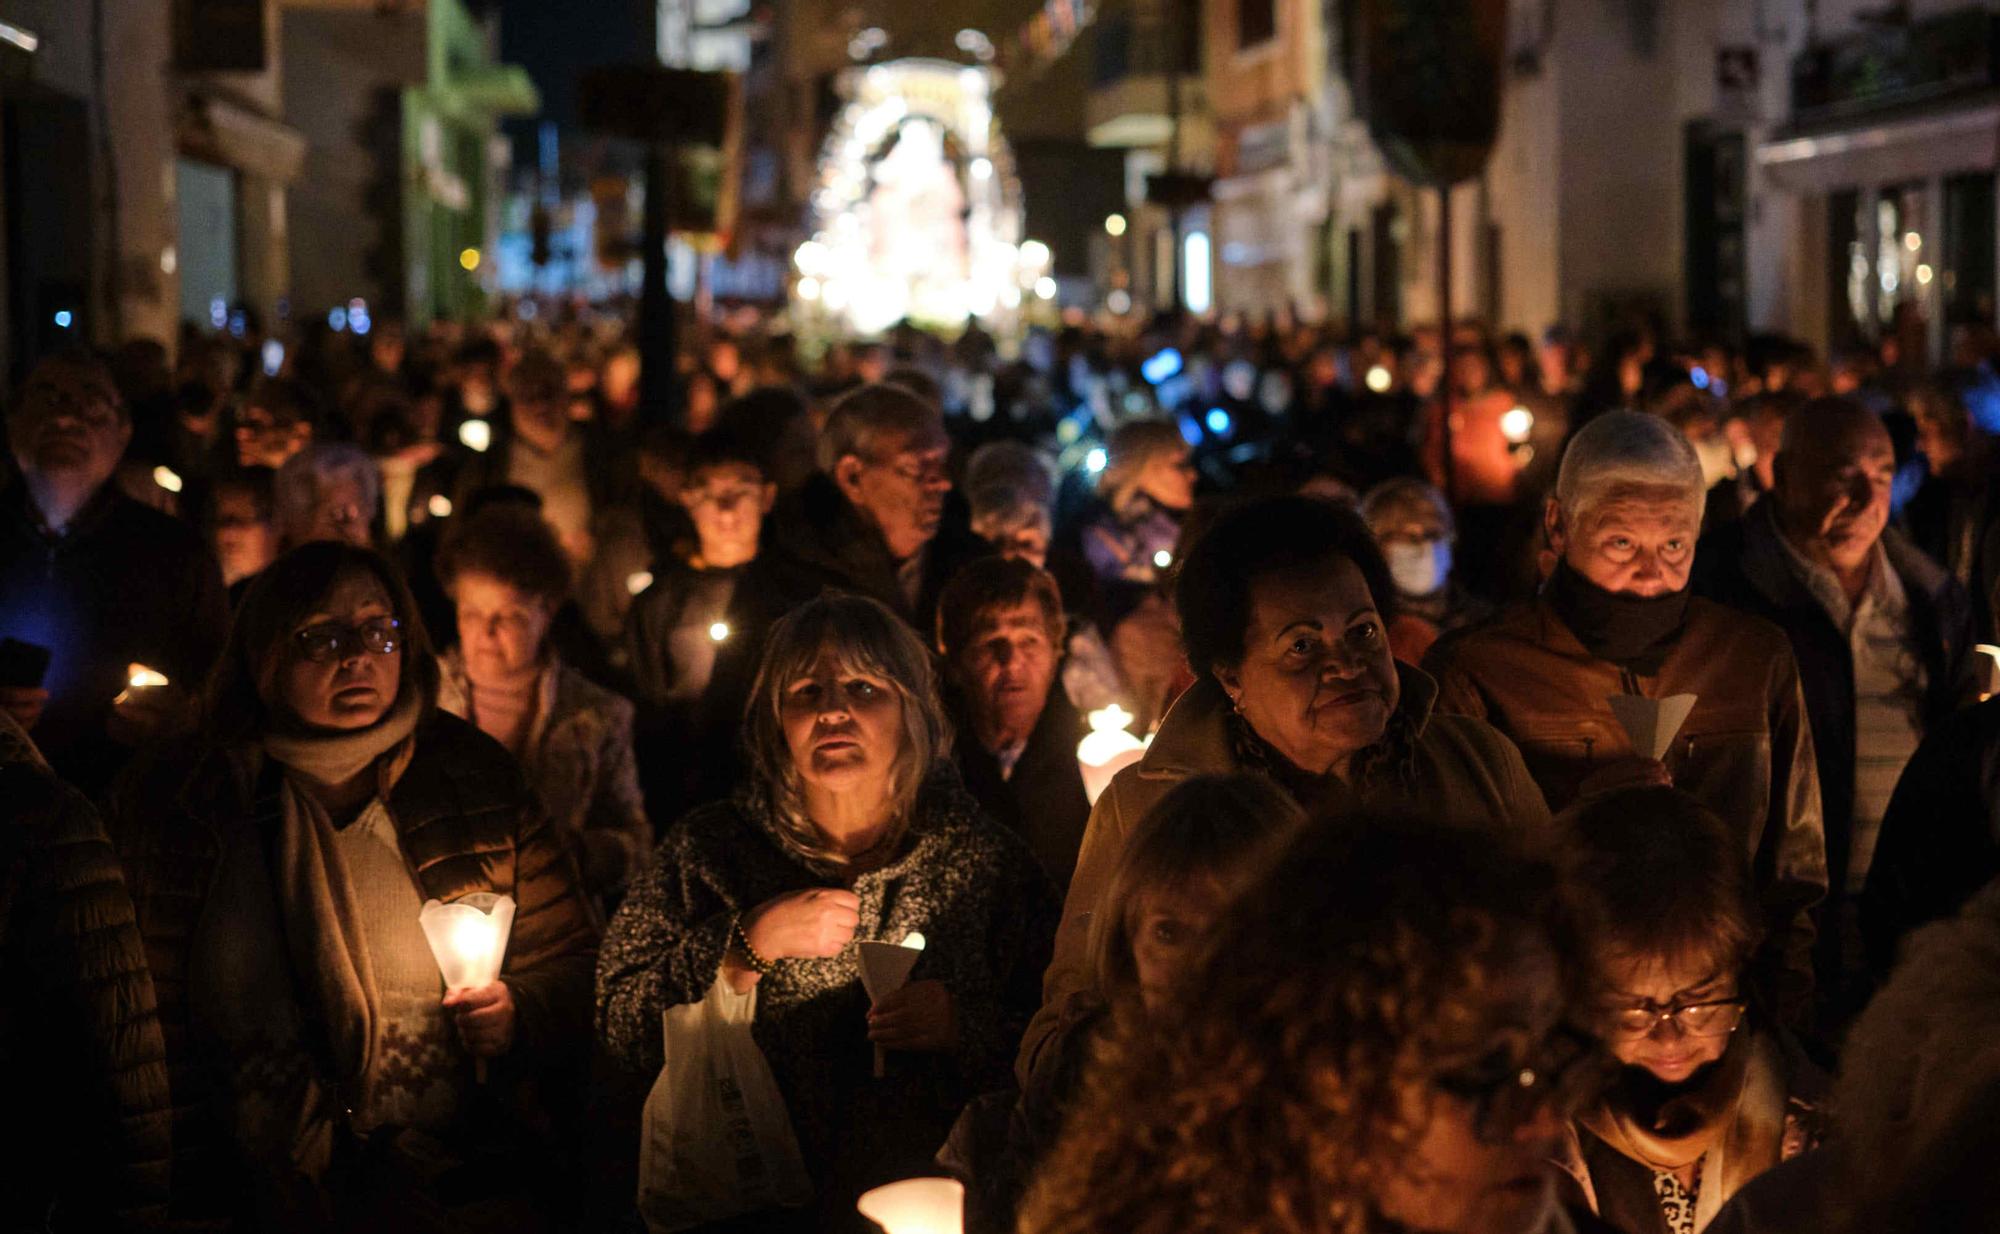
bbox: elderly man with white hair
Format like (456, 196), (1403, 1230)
(1427, 409), (1827, 1025)
(273, 441), (381, 550)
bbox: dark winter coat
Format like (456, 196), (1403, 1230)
(949, 686), (1092, 894)
(0, 478), (227, 788)
(0, 715), (170, 1231)
(596, 765), (1058, 1230)
(110, 711), (599, 1225)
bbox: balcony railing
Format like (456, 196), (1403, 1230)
(1792, 7), (2000, 126)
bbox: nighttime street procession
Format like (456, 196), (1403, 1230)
(5, 0), (2000, 1231)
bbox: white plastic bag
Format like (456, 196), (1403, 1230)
(638, 976), (814, 1232)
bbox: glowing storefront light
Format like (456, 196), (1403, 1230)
(1183, 231), (1212, 314)
(797, 58), (1027, 335)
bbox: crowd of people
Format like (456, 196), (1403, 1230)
(7, 300), (2000, 1234)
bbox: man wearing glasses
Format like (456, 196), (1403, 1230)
(0, 353), (226, 789)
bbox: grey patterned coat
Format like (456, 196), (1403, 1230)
(596, 765), (1058, 1226)
(437, 650), (650, 901)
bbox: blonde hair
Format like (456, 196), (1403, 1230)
(741, 592), (952, 869)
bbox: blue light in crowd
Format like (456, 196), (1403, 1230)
(209, 298), (227, 330)
(1177, 415), (1202, 447)
(328, 306), (348, 331)
(52, 310), (72, 329)
(348, 299), (372, 336)
(1205, 407), (1233, 436)
(1141, 347), (1183, 385)
(1084, 447), (1108, 474)
(1691, 366), (1710, 390)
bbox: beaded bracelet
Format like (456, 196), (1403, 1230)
(731, 916), (774, 974)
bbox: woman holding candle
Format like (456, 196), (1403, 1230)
(596, 591), (1058, 1232)
(435, 503), (650, 910)
(1019, 813), (1600, 1234)
(1555, 788), (1826, 1234)
(1021, 495), (1550, 1074)
(111, 541), (599, 1228)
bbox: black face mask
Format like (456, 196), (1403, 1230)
(1546, 560), (1690, 675)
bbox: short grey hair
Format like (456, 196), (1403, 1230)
(1555, 410), (1704, 522)
(273, 442), (381, 540)
(816, 382), (946, 474)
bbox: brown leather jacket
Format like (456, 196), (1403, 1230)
(1424, 596), (1828, 1022)
(1016, 664), (1550, 1079)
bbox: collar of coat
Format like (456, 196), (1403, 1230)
(1134, 661), (1440, 782)
(1736, 495), (1951, 621)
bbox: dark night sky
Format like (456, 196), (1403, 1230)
(497, 0), (655, 165)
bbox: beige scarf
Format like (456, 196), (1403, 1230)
(1578, 1032), (1788, 1230)
(194, 689), (425, 1181)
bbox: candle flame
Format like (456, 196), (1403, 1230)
(127, 664), (169, 689)
(1088, 704), (1134, 734)
(901, 931), (926, 951)
(708, 621), (731, 642)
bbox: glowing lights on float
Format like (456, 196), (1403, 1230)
(795, 58), (1032, 335)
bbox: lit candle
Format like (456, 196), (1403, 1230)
(1078, 704), (1148, 806)
(856, 1177), (965, 1234)
(859, 932), (928, 1078)
(113, 663), (169, 707)
(418, 892), (517, 1081)
(458, 419), (492, 452)
(1500, 404), (1535, 444)
(708, 621), (731, 643)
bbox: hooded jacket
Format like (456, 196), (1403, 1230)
(1017, 663), (1550, 1078)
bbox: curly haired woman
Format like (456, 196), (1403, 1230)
(1018, 814), (1602, 1234)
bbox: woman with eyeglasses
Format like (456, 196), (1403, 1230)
(1020, 812), (1604, 1234)
(110, 541), (598, 1228)
(1555, 788), (1827, 1234)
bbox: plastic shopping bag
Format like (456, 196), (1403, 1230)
(638, 976), (814, 1232)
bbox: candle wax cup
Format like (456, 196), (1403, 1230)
(856, 1176), (965, 1234)
(419, 892), (517, 990)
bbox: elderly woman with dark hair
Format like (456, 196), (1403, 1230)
(1021, 814), (1600, 1234)
(110, 542), (599, 1228)
(597, 591), (1057, 1231)
(436, 503), (649, 907)
(1021, 494), (1549, 1072)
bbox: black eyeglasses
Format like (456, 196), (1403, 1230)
(293, 617), (401, 664)
(1433, 1023), (1605, 1142)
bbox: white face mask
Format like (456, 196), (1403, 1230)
(1385, 539), (1452, 598)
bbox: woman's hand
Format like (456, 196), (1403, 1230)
(867, 980), (958, 1054)
(442, 981), (517, 1057)
(744, 888), (860, 961)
